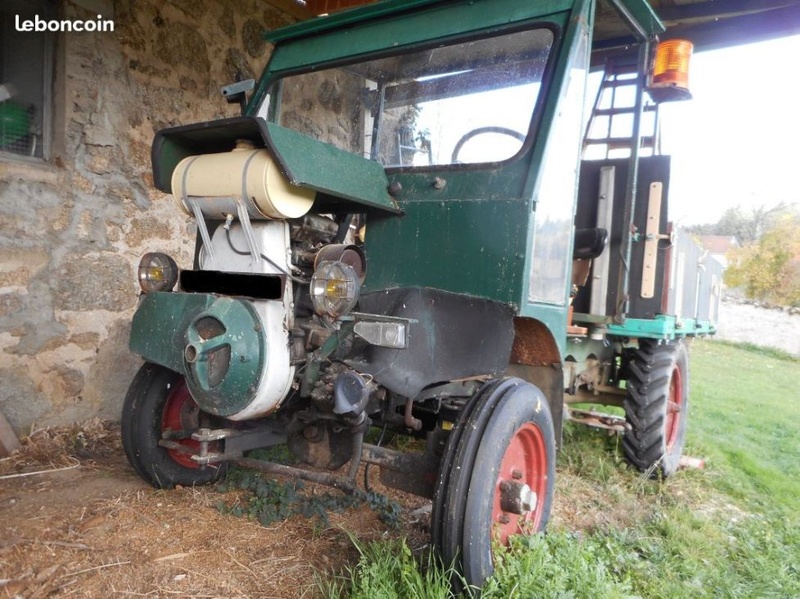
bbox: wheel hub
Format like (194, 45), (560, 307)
(491, 421), (548, 544)
(499, 480), (538, 515)
(665, 363), (684, 450)
(161, 379), (204, 469)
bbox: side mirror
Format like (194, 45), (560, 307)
(221, 79), (255, 114)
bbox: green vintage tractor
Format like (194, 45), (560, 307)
(122, 0), (723, 587)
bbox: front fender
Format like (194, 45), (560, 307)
(130, 292), (267, 418)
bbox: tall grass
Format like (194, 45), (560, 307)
(318, 535), (462, 599)
(321, 339), (800, 598)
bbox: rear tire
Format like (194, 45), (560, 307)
(623, 339), (689, 477)
(121, 362), (228, 488)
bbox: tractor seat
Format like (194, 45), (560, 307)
(573, 227), (608, 261)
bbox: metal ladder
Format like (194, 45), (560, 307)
(583, 61), (660, 159)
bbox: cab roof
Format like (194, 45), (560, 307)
(263, 0), (664, 46)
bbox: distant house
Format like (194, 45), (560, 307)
(696, 236), (740, 269)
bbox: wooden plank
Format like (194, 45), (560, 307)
(0, 409), (21, 457)
(641, 181), (663, 299)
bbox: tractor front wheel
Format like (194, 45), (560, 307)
(433, 378), (555, 589)
(121, 362), (228, 488)
(623, 339), (689, 477)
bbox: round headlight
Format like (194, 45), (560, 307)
(138, 252), (179, 293)
(310, 261), (360, 318)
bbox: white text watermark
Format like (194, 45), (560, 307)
(15, 14), (115, 33)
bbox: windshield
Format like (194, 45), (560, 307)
(264, 27), (555, 168)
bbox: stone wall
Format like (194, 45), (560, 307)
(0, 0), (293, 433)
(281, 69), (367, 153)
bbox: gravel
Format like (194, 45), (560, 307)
(714, 298), (800, 357)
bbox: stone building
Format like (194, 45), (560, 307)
(0, 0), (370, 435)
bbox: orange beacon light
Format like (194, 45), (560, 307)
(649, 39), (693, 102)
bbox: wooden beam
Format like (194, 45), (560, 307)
(655, 0), (798, 22)
(263, 0), (314, 21)
(661, 4), (800, 50)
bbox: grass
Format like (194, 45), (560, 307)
(320, 339), (800, 598)
(318, 535), (463, 599)
(687, 340), (800, 510)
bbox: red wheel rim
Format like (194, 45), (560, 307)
(491, 422), (548, 545)
(161, 378), (203, 469)
(664, 364), (683, 450)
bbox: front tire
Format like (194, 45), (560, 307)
(433, 378), (556, 589)
(121, 362), (228, 488)
(623, 339), (689, 477)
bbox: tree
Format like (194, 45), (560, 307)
(688, 203), (791, 245)
(724, 213), (800, 307)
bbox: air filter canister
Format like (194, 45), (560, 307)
(171, 141), (315, 220)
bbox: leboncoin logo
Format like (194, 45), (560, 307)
(15, 14), (115, 32)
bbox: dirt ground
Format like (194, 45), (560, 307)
(0, 420), (432, 598)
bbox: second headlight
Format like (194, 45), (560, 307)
(138, 252), (179, 293)
(310, 260), (361, 318)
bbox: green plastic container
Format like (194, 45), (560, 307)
(0, 101), (30, 147)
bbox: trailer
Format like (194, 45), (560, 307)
(121, 0), (728, 588)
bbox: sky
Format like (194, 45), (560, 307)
(659, 33), (800, 226)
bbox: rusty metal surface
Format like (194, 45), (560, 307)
(360, 444), (437, 474)
(567, 407), (631, 433)
(160, 426), (288, 465)
(564, 385), (626, 407)
(231, 441), (441, 498)
(362, 443), (438, 498)
(235, 456), (357, 493)
(511, 317), (561, 366)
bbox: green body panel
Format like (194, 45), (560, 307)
(263, 0), (573, 70)
(130, 292), (266, 417)
(363, 199), (529, 303)
(153, 143), (184, 194)
(385, 155), (534, 204)
(607, 315), (717, 340)
(130, 292), (216, 371)
(266, 123), (399, 213)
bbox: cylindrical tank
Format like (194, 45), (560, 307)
(171, 141), (315, 220)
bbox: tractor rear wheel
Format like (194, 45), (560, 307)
(623, 339), (689, 477)
(121, 362), (228, 488)
(433, 378), (555, 589)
